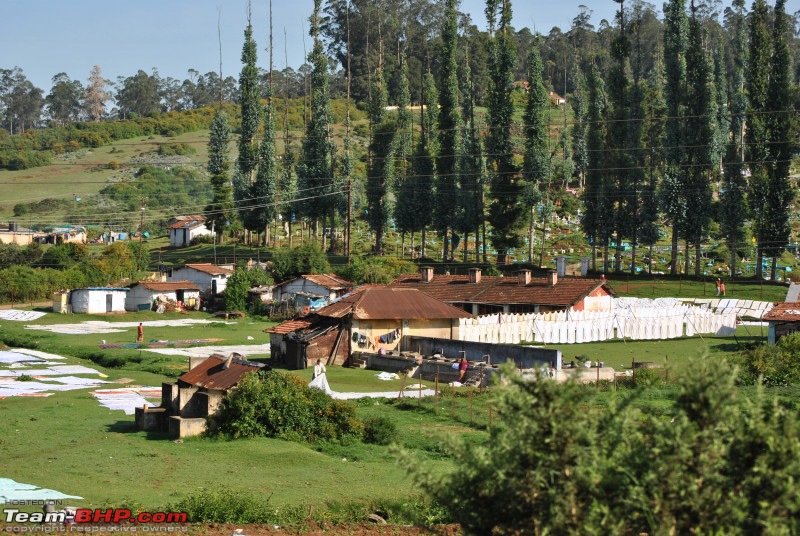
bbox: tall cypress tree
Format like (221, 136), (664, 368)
(298, 0), (336, 242)
(249, 83), (278, 245)
(720, 0), (748, 278)
(522, 39), (549, 266)
(205, 108), (234, 242)
(606, 1), (632, 273)
(457, 49), (486, 262)
(660, 0), (688, 275)
(235, 12), (262, 229)
(683, 0), (716, 276)
(393, 55), (416, 256)
(746, 0), (770, 280)
(365, 64), (395, 254)
(413, 72), (438, 259)
(581, 60), (611, 272)
(485, 0), (523, 266)
(764, 0), (795, 280)
(434, 0), (462, 261)
(570, 68), (589, 189)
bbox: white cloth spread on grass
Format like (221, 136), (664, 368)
(309, 375), (436, 400)
(0, 478), (82, 502)
(0, 310), (47, 321)
(91, 388), (162, 415)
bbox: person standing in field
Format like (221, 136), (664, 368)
(137, 322), (143, 343)
(720, 281), (726, 296)
(715, 278), (721, 296)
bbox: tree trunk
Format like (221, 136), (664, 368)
(421, 228), (427, 259)
(771, 256), (777, 282)
(630, 242), (637, 275)
(670, 226), (679, 275)
(591, 244), (597, 272)
(603, 243), (609, 274)
(755, 245), (763, 280)
(528, 207), (535, 264)
(684, 238), (690, 275)
(695, 242), (701, 277)
(729, 239), (737, 278)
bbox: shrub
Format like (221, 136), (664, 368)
(157, 142), (196, 156)
(169, 487), (277, 524)
(215, 371), (363, 442)
(362, 416), (398, 445)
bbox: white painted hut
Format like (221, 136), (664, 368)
(126, 280), (202, 311)
(69, 287), (129, 314)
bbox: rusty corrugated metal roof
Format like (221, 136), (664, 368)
(763, 302), (800, 322)
(301, 273), (353, 289)
(177, 354), (263, 391)
(134, 280), (201, 291)
(184, 263), (233, 276)
(389, 273), (615, 308)
(315, 287), (472, 320)
(265, 318), (314, 334)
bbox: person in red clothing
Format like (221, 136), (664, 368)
(458, 358), (469, 382)
(137, 322), (144, 343)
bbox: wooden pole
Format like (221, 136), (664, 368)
(434, 373), (439, 412)
(418, 374), (423, 406)
(451, 385), (455, 418)
(469, 387), (474, 424)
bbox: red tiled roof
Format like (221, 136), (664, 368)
(168, 218), (207, 230)
(177, 354), (263, 391)
(315, 286), (472, 320)
(134, 280), (200, 291)
(763, 302), (800, 322)
(388, 273), (615, 308)
(184, 263), (233, 276)
(266, 318), (313, 334)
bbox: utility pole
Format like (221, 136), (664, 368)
(138, 199), (146, 271)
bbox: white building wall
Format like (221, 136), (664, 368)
(70, 289), (127, 314)
(169, 268), (228, 293)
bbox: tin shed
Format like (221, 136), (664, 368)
(69, 287), (129, 314)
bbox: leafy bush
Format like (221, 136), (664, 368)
(270, 242), (332, 282)
(406, 361), (800, 535)
(362, 416), (398, 445)
(734, 332), (800, 386)
(169, 487), (278, 524)
(215, 371), (363, 442)
(157, 142), (196, 156)
(338, 257), (416, 285)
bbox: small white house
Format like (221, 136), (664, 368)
(68, 287), (129, 314)
(168, 263), (233, 295)
(272, 274), (353, 311)
(168, 216), (212, 248)
(126, 280), (202, 311)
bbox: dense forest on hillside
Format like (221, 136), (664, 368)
(1, 0), (799, 280)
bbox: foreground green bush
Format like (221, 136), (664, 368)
(406, 362), (800, 535)
(214, 371), (363, 442)
(734, 331), (800, 386)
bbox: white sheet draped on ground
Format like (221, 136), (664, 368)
(0, 309), (47, 321)
(0, 478), (82, 502)
(145, 344), (270, 357)
(91, 388), (162, 415)
(0, 349), (107, 398)
(309, 375), (436, 399)
(458, 297), (751, 344)
(25, 319), (234, 335)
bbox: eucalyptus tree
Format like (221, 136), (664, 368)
(45, 73), (83, 126)
(114, 69), (160, 119)
(485, 0), (524, 266)
(392, 56), (415, 257)
(434, 0), (462, 261)
(83, 65), (110, 122)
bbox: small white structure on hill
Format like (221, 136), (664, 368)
(125, 280), (201, 311)
(65, 287), (129, 314)
(168, 215), (212, 248)
(168, 263), (233, 295)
